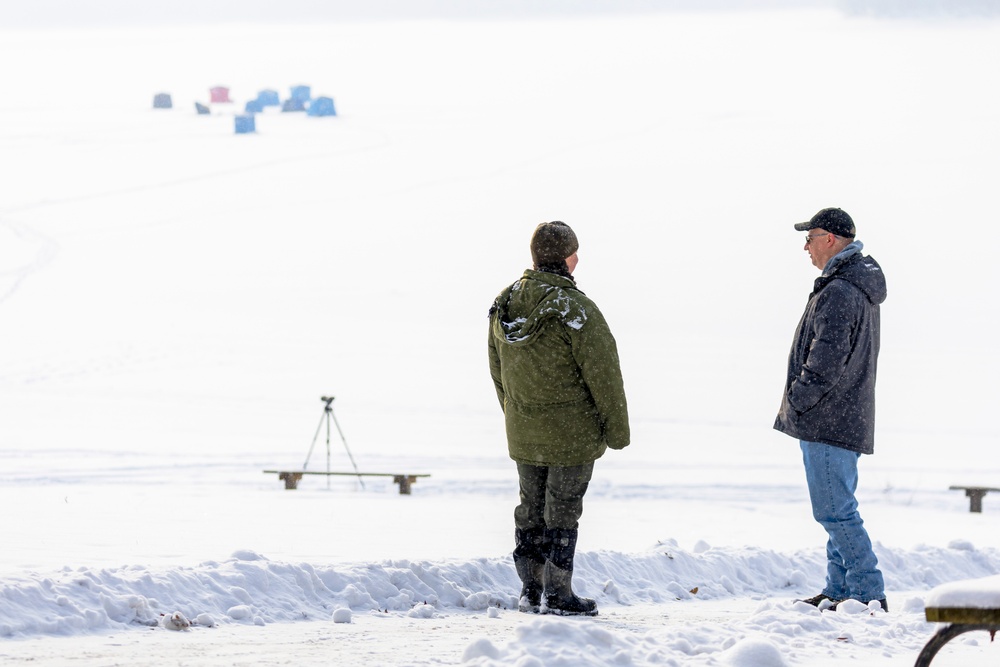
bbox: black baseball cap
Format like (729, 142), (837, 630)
(794, 208), (856, 238)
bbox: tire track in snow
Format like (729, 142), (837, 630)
(0, 126), (392, 303)
(0, 218), (59, 305)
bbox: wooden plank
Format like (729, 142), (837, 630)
(263, 470), (429, 478)
(262, 470), (430, 494)
(925, 607), (1000, 623)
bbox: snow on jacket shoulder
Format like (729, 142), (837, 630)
(488, 269), (629, 466)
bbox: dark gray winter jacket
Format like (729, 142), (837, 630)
(773, 244), (887, 454)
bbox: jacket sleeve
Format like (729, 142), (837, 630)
(570, 300), (630, 450)
(487, 321), (505, 411)
(787, 282), (859, 414)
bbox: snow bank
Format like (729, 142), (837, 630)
(2, 541), (997, 639)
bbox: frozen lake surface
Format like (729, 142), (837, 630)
(1, 3), (999, 665)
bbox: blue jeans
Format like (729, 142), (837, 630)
(801, 440), (885, 602)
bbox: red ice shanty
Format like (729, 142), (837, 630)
(209, 86), (231, 103)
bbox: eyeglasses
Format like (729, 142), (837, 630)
(805, 233), (830, 245)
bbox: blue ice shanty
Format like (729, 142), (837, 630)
(194, 102), (211, 115)
(307, 97), (336, 117)
(281, 98), (306, 113)
(153, 93), (172, 109)
(290, 85), (311, 104)
(257, 90), (280, 107)
(234, 114), (256, 134)
(245, 99), (264, 114)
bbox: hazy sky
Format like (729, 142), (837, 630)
(0, 0), (897, 29)
(2, 0), (998, 29)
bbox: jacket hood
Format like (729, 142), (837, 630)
(490, 270), (588, 346)
(823, 244), (887, 306)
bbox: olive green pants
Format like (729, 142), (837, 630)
(514, 461), (594, 532)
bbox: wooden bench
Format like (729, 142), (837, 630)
(915, 575), (1000, 666)
(263, 470), (430, 495)
(949, 485), (1000, 512)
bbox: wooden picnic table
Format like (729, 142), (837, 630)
(949, 485), (1000, 512)
(915, 574), (1000, 666)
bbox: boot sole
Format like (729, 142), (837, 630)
(541, 607), (599, 617)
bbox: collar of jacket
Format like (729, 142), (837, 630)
(821, 239), (864, 278)
(523, 268), (582, 293)
(811, 250), (863, 297)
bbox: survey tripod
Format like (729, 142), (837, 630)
(302, 396), (365, 489)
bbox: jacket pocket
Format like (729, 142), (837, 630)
(507, 398), (602, 446)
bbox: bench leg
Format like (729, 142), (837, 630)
(393, 475), (416, 495)
(966, 489), (987, 513)
(278, 473), (303, 490)
(914, 624), (997, 667)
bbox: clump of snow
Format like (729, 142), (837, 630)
(833, 599), (871, 615)
(159, 611), (190, 631)
(722, 638), (788, 667)
(462, 638), (501, 662)
(332, 608), (352, 623)
(464, 592), (493, 611)
(226, 605), (253, 621)
(787, 570), (808, 587)
(407, 602), (436, 619)
(476, 616), (636, 666)
(194, 613), (216, 627)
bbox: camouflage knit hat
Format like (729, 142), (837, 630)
(530, 221), (579, 268)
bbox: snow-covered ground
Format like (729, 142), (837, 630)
(2, 3), (999, 665)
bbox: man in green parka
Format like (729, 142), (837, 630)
(488, 221), (630, 616)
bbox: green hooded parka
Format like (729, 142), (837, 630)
(488, 269), (629, 466)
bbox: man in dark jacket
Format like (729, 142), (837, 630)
(774, 207), (888, 612)
(488, 221), (629, 616)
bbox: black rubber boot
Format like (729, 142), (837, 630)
(513, 528), (546, 613)
(542, 528), (597, 616)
